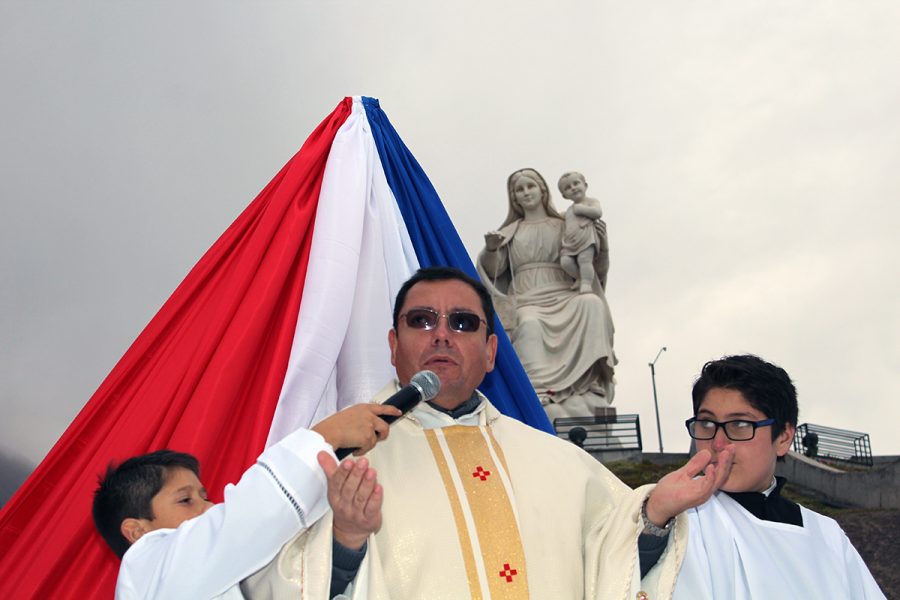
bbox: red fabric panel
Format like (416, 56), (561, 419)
(0, 98), (352, 599)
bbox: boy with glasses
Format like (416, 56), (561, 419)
(674, 354), (884, 598)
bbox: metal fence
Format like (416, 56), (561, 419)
(793, 422), (873, 467)
(553, 414), (643, 451)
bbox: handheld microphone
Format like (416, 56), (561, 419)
(335, 370), (440, 459)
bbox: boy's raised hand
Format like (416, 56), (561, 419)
(317, 452), (383, 551)
(644, 446), (736, 527)
(312, 404), (402, 456)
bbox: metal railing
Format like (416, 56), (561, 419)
(793, 422), (873, 467)
(553, 414), (643, 451)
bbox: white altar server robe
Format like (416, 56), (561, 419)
(115, 427), (334, 600)
(673, 492), (885, 599)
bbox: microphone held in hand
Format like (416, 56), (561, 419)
(335, 370), (440, 459)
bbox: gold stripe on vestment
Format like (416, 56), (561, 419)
(425, 429), (484, 600)
(440, 425), (529, 599)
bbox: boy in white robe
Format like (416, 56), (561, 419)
(91, 403), (400, 600)
(674, 354), (885, 599)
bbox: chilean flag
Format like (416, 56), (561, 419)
(0, 97), (550, 599)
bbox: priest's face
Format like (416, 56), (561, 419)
(389, 279), (497, 411)
(695, 388), (794, 493)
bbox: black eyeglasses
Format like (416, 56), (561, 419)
(685, 417), (775, 441)
(399, 308), (486, 333)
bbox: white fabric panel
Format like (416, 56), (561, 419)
(334, 119), (419, 411)
(266, 97), (418, 447)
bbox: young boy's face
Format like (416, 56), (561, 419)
(137, 467), (213, 535)
(695, 388), (794, 493)
(558, 175), (586, 201)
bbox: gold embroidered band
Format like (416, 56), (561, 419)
(426, 426), (529, 599)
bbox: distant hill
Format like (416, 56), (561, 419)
(0, 448), (35, 508)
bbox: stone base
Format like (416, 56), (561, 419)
(593, 406), (617, 419)
(542, 391), (613, 420)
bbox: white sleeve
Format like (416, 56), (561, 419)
(841, 532), (887, 599)
(115, 428), (334, 600)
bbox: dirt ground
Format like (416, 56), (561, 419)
(832, 509), (899, 596)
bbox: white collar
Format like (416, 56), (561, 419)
(409, 395), (487, 429)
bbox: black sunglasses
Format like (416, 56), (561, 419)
(399, 308), (486, 333)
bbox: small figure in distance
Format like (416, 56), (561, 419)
(558, 171), (605, 294)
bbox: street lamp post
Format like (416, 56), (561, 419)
(649, 346), (667, 453)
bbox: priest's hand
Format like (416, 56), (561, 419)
(644, 446), (735, 527)
(312, 404), (401, 456)
(318, 452), (383, 551)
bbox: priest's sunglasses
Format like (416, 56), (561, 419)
(399, 308), (486, 333)
(684, 417), (776, 441)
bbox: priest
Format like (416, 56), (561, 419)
(244, 267), (735, 599)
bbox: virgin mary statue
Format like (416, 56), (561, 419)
(477, 168), (616, 418)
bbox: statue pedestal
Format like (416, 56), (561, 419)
(593, 406), (616, 420)
(543, 390), (613, 421)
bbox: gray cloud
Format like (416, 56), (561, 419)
(2, 1), (898, 471)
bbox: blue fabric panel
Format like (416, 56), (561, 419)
(362, 96), (553, 434)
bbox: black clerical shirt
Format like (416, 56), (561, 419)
(723, 476), (803, 527)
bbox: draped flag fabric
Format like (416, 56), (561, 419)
(0, 96), (551, 599)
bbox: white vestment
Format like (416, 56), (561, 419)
(115, 428), (334, 600)
(244, 384), (687, 600)
(673, 492), (885, 599)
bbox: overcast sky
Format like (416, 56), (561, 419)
(2, 1), (899, 472)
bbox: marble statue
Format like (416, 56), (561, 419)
(477, 168), (617, 420)
(558, 171), (609, 293)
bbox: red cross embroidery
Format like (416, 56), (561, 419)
(472, 466), (491, 480)
(498, 563), (518, 582)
